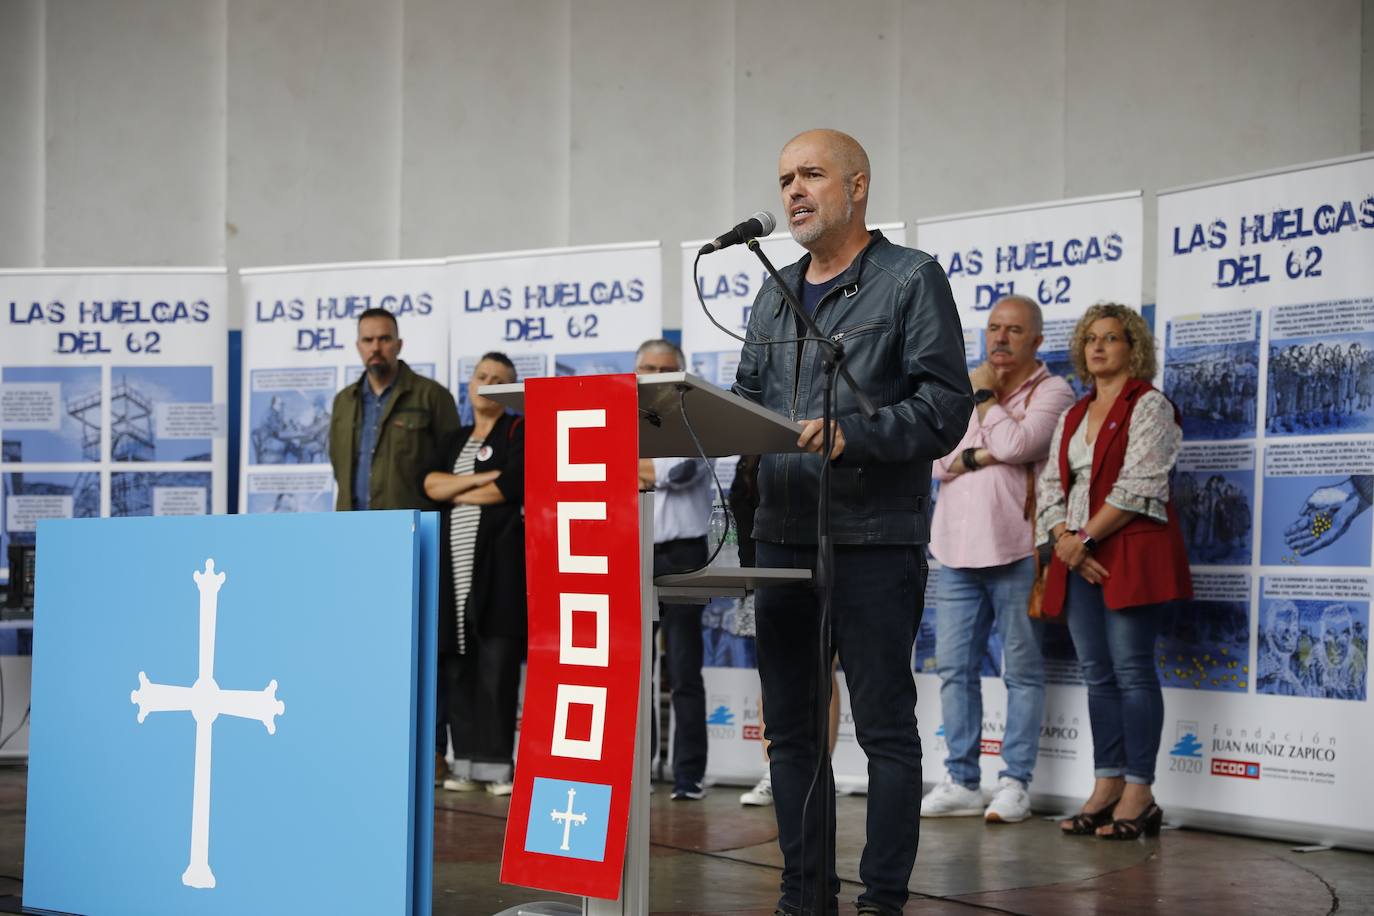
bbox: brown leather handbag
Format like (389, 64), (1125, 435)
(1025, 463), (1055, 621)
(1019, 376), (1059, 622)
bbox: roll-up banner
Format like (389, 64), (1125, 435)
(680, 225), (906, 789)
(1156, 153), (1373, 850)
(447, 242), (663, 416)
(1, 267), (230, 581)
(237, 259), (450, 513)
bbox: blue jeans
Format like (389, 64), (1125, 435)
(755, 542), (925, 916)
(1063, 574), (1164, 785)
(935, 558), (1044, 787)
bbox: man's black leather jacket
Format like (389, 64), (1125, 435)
(733, 230), (973, 545)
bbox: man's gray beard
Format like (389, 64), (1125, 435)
(789, 196), (853, 246)
(367, 361), (390, 377)
(790, 219), (825, 245)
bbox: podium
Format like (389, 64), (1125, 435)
(484, 373), (809, 916)
(23, 511), (441, 916)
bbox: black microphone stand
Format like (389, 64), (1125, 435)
(746, 238), (877, 915)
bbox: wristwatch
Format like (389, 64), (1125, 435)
(1076, 529), (1098, 551)
(973, 388), (996, 404)
(961, 447), (980, 471)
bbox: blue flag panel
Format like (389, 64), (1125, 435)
(26, 511), (426, 916)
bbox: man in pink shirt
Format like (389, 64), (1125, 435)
(921, 295), (1075, 823)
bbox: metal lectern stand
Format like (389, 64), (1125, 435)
(485, 373), (810, 916)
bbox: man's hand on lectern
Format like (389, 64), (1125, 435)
(798, 419), (845, 460)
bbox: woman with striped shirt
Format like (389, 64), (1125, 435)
(425, 352), (526, 796)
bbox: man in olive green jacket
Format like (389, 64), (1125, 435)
(328, 308), (461, 512)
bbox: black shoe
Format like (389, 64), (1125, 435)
(1059, 795), (1122, 836)
(671, 781), (705, 800)
(1100, 801), (1163, 840)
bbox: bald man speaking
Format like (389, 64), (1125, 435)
(734, 130), (972, 915)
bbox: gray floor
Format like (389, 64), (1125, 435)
(429, 778), (1372, 915)
(3, 766), (1370, 914)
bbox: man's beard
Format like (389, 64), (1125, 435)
(790, 195), (853, 246)
(367, 359), (391, 377)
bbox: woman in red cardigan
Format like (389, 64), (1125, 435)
(1036, 303), (1191, 840)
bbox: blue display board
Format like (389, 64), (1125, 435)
(25, 511), (436, 916)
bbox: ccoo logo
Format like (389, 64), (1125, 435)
(1211, 758), (1261, 779)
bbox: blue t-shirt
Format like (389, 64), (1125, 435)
(801, 276), (841, 315)
(796, 275), (842, 335)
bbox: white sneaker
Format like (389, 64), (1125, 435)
(919, 775), (984, 817)
(740, 772), (773, 806)
(442, 776), (480, 792)
(485, 781), (514, 797)
(983, 776), (1032, 823)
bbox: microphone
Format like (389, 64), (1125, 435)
(698, 211), (776, 255)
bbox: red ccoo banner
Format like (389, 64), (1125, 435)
(501, 374), (642, 900)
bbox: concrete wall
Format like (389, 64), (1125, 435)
(0, 0), (45, 268)
(1365, 0), (1374, 150)
(401, 0), (569, 258)
(228, 0), (401, 271)
(45, 0), (226, 267)
(0, 0), (1366, 324)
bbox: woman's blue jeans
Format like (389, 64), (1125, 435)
(1063, 573), (1165, 785)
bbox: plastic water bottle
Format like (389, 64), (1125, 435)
(709, 505), (739, 567)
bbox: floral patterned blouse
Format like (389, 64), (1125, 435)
(1035, 389), (1182, 545)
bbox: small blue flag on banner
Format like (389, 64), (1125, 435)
(524, 777), (613, 862)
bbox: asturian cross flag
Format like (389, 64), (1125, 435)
(129, 558), (287, 890)
(25, 511), (439, 916)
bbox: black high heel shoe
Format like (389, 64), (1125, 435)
(1059, 797), (1122, 836)
(1100, 802), (1163, 840)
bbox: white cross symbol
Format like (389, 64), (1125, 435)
(550, 787), (588, 852)
(130, 559), (285, 889)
